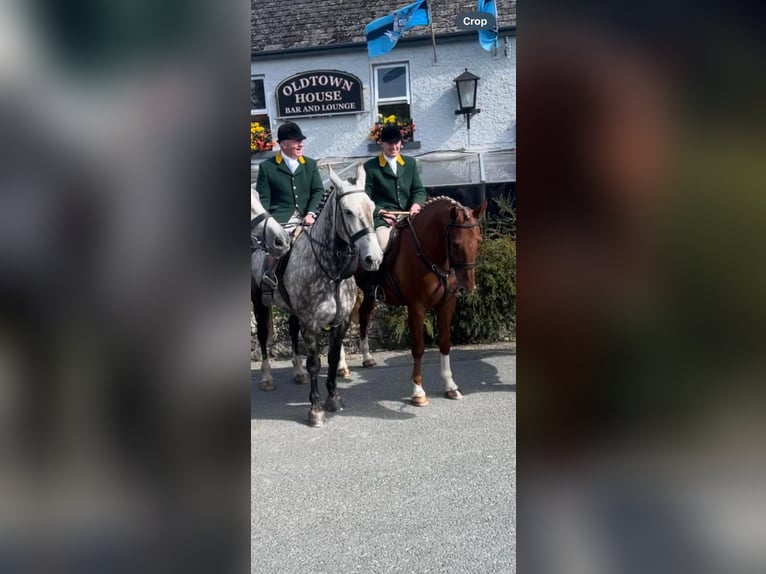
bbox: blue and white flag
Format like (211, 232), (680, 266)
(365, 0), (431, 58)
(477, 0), (499, 51)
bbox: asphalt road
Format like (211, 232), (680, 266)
(251, 343), (516, 574)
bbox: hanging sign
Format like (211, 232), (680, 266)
(276, 70), (363, 118)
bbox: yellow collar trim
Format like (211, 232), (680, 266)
(276, 152), (306, 165)
(378, 153), (404, 167)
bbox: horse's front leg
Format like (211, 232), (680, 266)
(408, 305), (429, 406)
(256, 301), (276, 391)
(252, 281), (276, 391)
(325, 322), (348, 413)
(302, 329), (324, 427)
(437, 296), (463, 400)
(288, 315), (308, 385)
(358, 294), (378, 368)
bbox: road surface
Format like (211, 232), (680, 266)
(251, 343), (516, 574)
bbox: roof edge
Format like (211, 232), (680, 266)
(251, 26), (516, 60)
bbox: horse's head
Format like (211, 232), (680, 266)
(328, 165), (382, 271)
(251, 187), (290, 257)
(446, 200), (486, 294)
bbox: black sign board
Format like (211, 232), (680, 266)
(276, 70), (363, 118)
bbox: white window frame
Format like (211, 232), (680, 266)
(372, 62), (411, 116)
(251, 76), (268, 117)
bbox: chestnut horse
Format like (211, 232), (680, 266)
(355, 196), (485, 406)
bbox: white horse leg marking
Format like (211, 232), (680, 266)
(261, 357), (272, 381)
(441, 353), (463, 399)
(411, 381), (426, 397)
(337, 345), (351, 378)
(441, 353), (458, 392)
(360, 336), (373, 363)
(293, 353), (308, 384)
(260, 357), (275, 391)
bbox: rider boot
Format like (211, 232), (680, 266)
(261, 254), (279, 306)
(363, 270), (385, 303)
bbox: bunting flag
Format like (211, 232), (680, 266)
(365, 0), (431, 58)
(477, 0), (499, 52)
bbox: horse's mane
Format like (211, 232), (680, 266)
(314, 187), (334, 217)
(422, 195), (473, 219)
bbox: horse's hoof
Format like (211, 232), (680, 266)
(325, 394), (344, 412)
(308, 409), (325, 427)
(260, 380), (276, 392)
(444, 388), (464, 400)
(294, 373), (309, 385)
(362, 359), (377, 368)
(337, 367), (351, 379)
(411, 394), (429, 407)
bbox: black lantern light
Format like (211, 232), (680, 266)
(454, 68), (481, 130)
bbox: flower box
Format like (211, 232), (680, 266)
(251, 121), (274, 154)
(369, 114), (416, 144)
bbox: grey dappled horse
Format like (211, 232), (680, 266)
(251, 187), (290, 257)
(252, 166), (382, 427)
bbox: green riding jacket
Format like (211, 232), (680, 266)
(255, 152), (324, 224)
(363, 153), (426, 228)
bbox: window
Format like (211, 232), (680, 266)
(373, 63), (411, 121)
(251, 76), (273, 152)
(251, 77), (267, 115)
(251, 76), (272, 126)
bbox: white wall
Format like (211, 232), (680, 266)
(252, 35), (515, 160)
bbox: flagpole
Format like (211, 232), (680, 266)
(428, 0), (437, 63)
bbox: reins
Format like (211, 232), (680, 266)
(250, 211), (271, 249)
(304, 187), (376, 329)
(307, 188), (375, 283)
(402, 206), (480, 302)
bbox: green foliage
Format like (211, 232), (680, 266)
(484, 194), (516, 240)
(450, 196), (516, 342)
(451, 234), (516, 343)
(376, 305), (436, 349)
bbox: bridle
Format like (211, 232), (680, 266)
(309, 187), (376, 283)
(445, 221), (481, 271)
(405, 211), (481, 299)
(250, 211), (274, 249)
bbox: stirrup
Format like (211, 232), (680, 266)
(372, 285), (385, 303)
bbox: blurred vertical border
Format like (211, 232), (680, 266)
(0, 1), (250, 572)
(518, 1), (766, 573)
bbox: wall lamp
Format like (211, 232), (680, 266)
(454, 68), (481, 130)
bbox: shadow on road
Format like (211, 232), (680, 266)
(251, 346), (515, 424)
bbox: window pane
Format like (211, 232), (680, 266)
(376, 66), (407, 99)
(251, 79), (266, 110)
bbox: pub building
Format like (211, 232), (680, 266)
(251, 0), (516, 212)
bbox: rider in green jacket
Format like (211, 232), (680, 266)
(362, 124), (426, 300)
(254, 121), (324, 304)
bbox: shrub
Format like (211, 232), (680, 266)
(451, 234), (516, 343)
